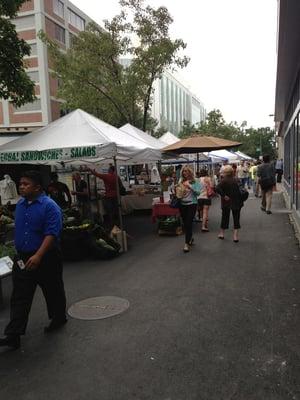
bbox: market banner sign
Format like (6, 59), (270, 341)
(0, 145), (108, 163)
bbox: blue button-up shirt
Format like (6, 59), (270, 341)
(14, 193), (62, 253)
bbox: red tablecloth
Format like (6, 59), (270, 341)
(152, 202), (180, 223)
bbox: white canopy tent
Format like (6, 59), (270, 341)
(0, 110), (166, 249)
(235, 150), (252, 160)
(159, 131), (180, 146)
(120, 123), (165, 149)
(208, 149), (240, 163)
(0, 109), (162, 166)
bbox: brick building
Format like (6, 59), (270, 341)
(0, 0), (93, 141)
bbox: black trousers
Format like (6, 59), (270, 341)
(103, 197), (119, 231)
(221, 207), (241, 229)
(4, 248), (66, 337)
(180, 204), (197, 244)
(276, 169), (283, 183)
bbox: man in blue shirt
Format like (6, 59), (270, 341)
(0, 171), (67, 349)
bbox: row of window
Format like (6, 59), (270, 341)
(12, 15), (35, 30)
(284, 74), (300, 211)
(12, 13), (83, 47)
(53, 0), (85, 31)
(54, 23), (65, 44)
(160, 77), (190, 134)
(159, 76), (205, 134)
(15, 99), (42, 113)
(285, 69), (300, 125)
(284, 114), (300, 211)
(27, 70), (39, 82)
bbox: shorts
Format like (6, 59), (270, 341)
(198, 198), (212, 206)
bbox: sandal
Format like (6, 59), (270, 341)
(201, 228), (209, 232)
(218, 235), (224, 240)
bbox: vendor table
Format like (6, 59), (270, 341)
(152, 202), (180, 223)
(121, 194), (159, 215)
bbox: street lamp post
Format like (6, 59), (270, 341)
(260, 133), (262, 157)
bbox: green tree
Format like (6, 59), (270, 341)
(178, 120), (199, 138)
(151, 125), (167, 139)
(40, 0), (189, 130)
(198, 109), (242, 141)
(0, 0), (35, 106)
(239, 127), (276, 159)
(178, 109), (276, 159)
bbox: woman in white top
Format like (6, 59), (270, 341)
(197, 168), (213, 232)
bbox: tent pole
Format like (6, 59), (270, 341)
(113, 156), (126, 252)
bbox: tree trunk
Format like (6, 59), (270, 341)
(142, 78), (154, 132)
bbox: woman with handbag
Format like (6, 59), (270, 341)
(216, 165), (244, 243)
(176, 166), (201, 253)
(197, 168), (214, 232)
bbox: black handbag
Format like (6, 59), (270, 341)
(239, 186), (249, 202)
(169, 195), (181, 208)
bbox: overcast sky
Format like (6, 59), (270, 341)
(70, 0), (278, 129)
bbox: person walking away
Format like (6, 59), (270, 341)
(216, 165), (244, 242)
(88, 165), (119, 231)
(249, 162), (258, 195)
(257, 155), (276, 214)
(47, 172), (71, 210)
(176, 166), (201, 253)
(72, 172), (89, 219)
(0, 171), (66, 349)
(245, 162), (251, 189)
(275, 158), (283, 184)
(236, 161), (246, 187)
(197, 168), (213, 232)
(254, 161), (262, 197)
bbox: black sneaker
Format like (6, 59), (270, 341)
(44, 318), (67, 334)
(261, 207), (266, 212)
(266, 210), (272, 214)
(0, 336), (20, 349)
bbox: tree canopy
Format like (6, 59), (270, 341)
(0, 0), (36, 106)
(40, 0), (189, 131)
(178, 109), (276, 159)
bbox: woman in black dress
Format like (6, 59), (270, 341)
(216, 165), (244, 242)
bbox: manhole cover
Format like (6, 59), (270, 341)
(68, 296), (130, 320)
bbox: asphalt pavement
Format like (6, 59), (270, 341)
(0, 191), (299, 400)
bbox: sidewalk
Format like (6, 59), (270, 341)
(0, 191), (299, 400)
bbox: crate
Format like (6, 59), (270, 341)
(158, 226), (183, 236)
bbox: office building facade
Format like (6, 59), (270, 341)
(0, 0), (92, 137)
(151, 71), (206, 136)
(275, 0), (300, 228)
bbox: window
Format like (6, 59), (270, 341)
(15, 99), (41, 113)
(68, 9), (85, 31)
(53, 0), (64, 18)
(29, 43), (37, 56)
(54, 23), (65, 44)
(11, 15), (35, 30)
(27, 71), (39, 82)
(284, 130), (291, 184)
(69, 32), (76, 46)
(297, 114), (300, 210)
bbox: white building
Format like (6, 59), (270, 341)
(151, 70), (206, 135)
